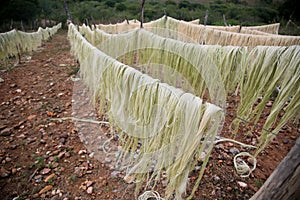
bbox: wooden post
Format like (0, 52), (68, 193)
(250, 137), (300, 200)
(20, 20), (25, 31)
(204, 10), (209, 26)
(140, 0), (145, 28)
(63, 0), (72, 22)
(223, 14), (228, 26)
(125, 16), (129, 24)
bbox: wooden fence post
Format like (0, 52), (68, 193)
(250, 137), (300, 200)
(140, 0), (145, 28)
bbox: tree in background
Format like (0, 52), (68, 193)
(0, 0), (39, 22)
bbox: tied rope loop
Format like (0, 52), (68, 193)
(234, 152), (257, 178)
(138, 191), (165, 200)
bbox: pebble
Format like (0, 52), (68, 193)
(213, 175), (220, 182)
(89, 152), (94, 158)
(45, 173), (55, 182)
(5, 157), (12, 162)
(0, 124), (7, 130)
(111, 171), (120, 178)
(0, 78), (4, 82)
(266, 101), (273, 107)
(0, 127), (13, 136)
(78, 150), (87, 155)
(124, 175), (134, 184)
(27, 114), (37, 120)
(10, 83), (17, 88)
(226, 186), (232, 191)
(11, 168), (17, 174)
(35, 175), (43, 183)
(57, 152), (65, 159)
(229, 147), (240, 155)
(228, 142), (234, 147)
(86, 180), (93, 187)
(65, 152), (71, 158)
(86, 186), (93, 194)
(0, 167), (10, 178)
(237, 181), (248, 188)
(39, 185), (53, 195)
(41, 168), (51, 175)
(105, 157), (111, 163)
(60, 138), (66, 144)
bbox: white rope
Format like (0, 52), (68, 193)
(138, 191), (165, 200)
(233, 152), (257, 178)
(214, 136), (257, 149)
(50, 117), (109, 125)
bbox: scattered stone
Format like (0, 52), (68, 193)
(226, 186), (232, 191)
(35, 175), (43, 183)
(45, 173), (55, 182)
(65, 152), (71, 158)
(41, 168), (51, 175)
(89, 152), (94, 158)
(0, 167), (10, 178)
(0, 127), (13, 136)
(57, 93), (64, 97)
(59, 64), (67, 67)
(0, 124), (7, 131)
(16, 89), (22, 93)
(86, 180), (93, 187)
(60, 133), (68, 139)
(10, 83), (17, 88)
(57, 152), (65, 159)
(9, 144), (17, 150)
(5, 157), (12, 162)
(60, 138), (66, 144)
(105, 157), (111, 164)
(229, 147), (240, 155)
(111, 171), (120, 178)
(52, 162), (59, 168)
(86, 186), (93, 194)
(227, 142), (234, 147)
(247, 157), (255, 165)
(11, 168), (17, 174)
(124, 175), (134, 184)
(78, 150), (87, 155)
(27, 115), (37, 120)
(46, 111), (55, 117)
(0, 78), (4, 83)
(237, 181), (248, 188)
(266, 101), (273, 107)
(213, 175), (220, 182)
(38, 185), (53, 195)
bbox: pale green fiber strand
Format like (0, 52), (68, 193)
(68, 23), (224, 200)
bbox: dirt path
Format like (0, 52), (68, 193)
(0, 30), (134, 200)
(0, 30), (299, 200)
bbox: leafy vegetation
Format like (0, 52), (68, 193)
(0, 0), (299, 33)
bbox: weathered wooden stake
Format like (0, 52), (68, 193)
(140, 0), (145, 28)
(223, 14), (228, 26)
(250, 137), (300, 200)
(63, 0), (72, 22)
(204, 10), (209, 26)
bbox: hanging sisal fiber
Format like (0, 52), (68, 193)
(82, 23), (300, 157)
(68, 23), (225, 200)
(0, 23), (61, 62)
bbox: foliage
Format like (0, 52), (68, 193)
(0, 0), (298, 28)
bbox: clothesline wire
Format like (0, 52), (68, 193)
(223, 111), (299, 145)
